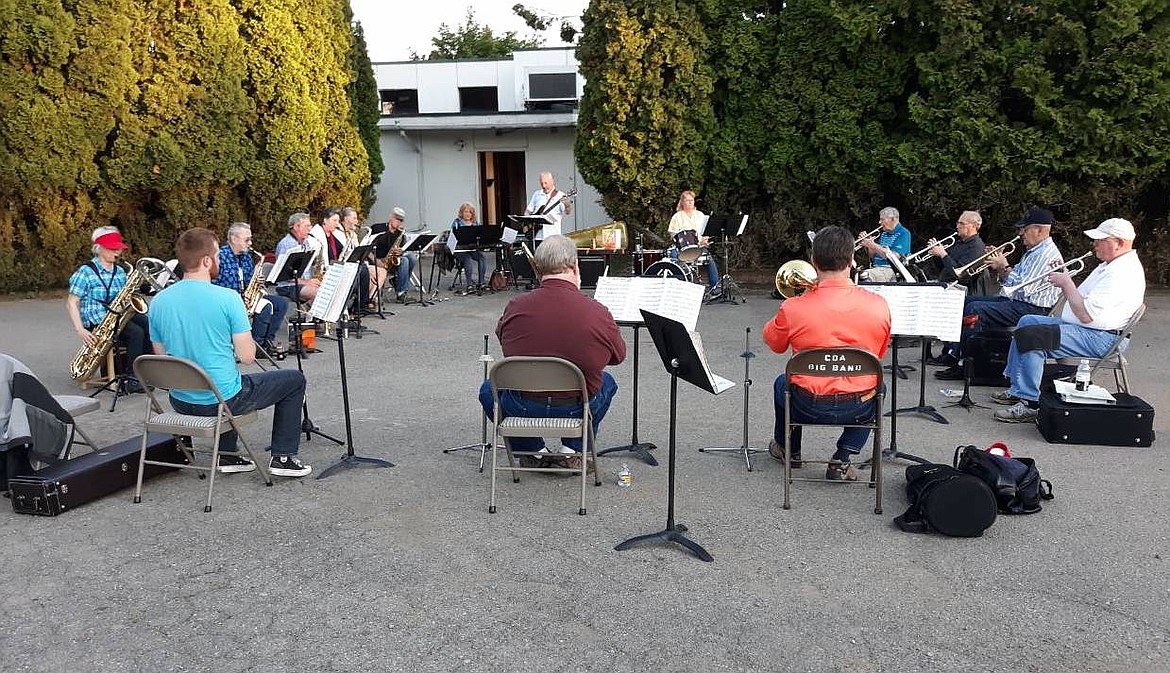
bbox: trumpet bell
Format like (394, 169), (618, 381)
(775, 260), (818, 298)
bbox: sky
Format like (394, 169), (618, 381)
(350, 1), (590, 62)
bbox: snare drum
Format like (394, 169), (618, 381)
(642, 259), (694, 283)
(671, 230), (702, 262)
(632, 249), (665, 275)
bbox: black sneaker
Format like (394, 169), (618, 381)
(270, 455), (312, 477)
(934, 365), (965, 381)
(925, 353), (959, 367)
(217, 454), (257, 474)
(825, 459), (859, 481)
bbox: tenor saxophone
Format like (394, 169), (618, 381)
(384, 229), (406, 268)
(241, 251), (267, 315)
(69, 257), (168, 380)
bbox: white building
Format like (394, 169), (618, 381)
(371, 48), (608, 234)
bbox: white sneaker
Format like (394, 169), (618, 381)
(994, 401), (1038, 424)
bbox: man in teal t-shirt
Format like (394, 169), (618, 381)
(149, 228), (312, 478)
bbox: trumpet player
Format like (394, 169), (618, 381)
(274, 212), (320, 304)
(935, 207), (1063, 380)
(65, 226), (151, 391)
(212, 222), (289, 354)
(857, 207), (911, 282)
(994, 218), (1144, 423)
(923, 210), (989, 366)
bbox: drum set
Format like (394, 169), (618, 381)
(633, 230), (710, 283)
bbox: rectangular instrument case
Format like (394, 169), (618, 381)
(1037, 391), (1155, 447)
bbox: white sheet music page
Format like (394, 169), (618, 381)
(310, 262), (359, 323)
(592, 277), (703, 331)
(861, 284), (964, 341)
(690, 331), (735, 394)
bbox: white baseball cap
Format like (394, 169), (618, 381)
(1084, 218), (1135, 241)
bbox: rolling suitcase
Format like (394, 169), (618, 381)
(9, 432), (188, 516)
(1037, 391), (1155, 447)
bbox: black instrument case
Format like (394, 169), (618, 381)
(1037, 391), (1155, 447)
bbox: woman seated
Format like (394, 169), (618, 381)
(451, 202), (488, 295)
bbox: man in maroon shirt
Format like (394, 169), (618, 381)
(478, 235), (626, 461)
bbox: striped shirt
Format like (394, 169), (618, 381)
(1002, 237), (1063, 308)
(68, 259), (127, 329)
(212, 244), (253, 294)
(871, 224), (911, 268)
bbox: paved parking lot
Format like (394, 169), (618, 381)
(1, 284), (1167, 672)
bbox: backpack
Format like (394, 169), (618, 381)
(953, 445), (1054, 515)
(893, 463), (998, 537)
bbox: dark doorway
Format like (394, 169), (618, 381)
(479, 151), (526, 226)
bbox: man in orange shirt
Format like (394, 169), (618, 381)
(764, 225), (892, 480)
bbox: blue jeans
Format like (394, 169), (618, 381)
(942, 295), (1049, 357)
(668, 247), (720, 287)
(773, 374), (880, 456)
(457, 251), (487, 286)
(251, 293), (289, 343)
(478, 371), (619, 452)
(394, 253), (419, 293)
(170, 369), (306, 456)
(1004, 315), (1117, 402)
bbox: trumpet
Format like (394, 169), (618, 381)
(1000, 251), (1094, 295)
(775, 259), (818, 298)
(905, 233), (959, 265)
(854, 226), (882, 252)
(953, 236), (1020, 279)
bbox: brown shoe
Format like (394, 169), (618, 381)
(768, 439), (801, 468)
(825, 459), (859, 481)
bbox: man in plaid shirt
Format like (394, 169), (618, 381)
(212, 222), (289, 354)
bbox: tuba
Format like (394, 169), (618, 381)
(69, 257), (169, 380)
(775, 260), (818, 298)
(241, 251), (267, 315)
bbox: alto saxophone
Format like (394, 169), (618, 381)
(385, 229), (406, 268)
(241, 251), (267, 315)
(69, 257), (169, 380)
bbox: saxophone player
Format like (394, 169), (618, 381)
(65, 226), (151, 391)
(212, 222), (289, 354)
(342, 206), (386, 309)
(274, 212), (321, 303)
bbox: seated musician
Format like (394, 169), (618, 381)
(273, 212), (320, 304)
(667, 190), (720, 291)
(381, 207), (417, 302)
(477, 235), (625, 468)
(764, 225), (891, 481)
(994, 218), (1144, 423)
(450, 202), (488, 295)
(311, 207), (371, 313)
(935, 207), (1063, 380)
(65, 226), (152, 391)
(524, 172), (571, 243)
(923, 210), (990, 367)
(149, 227), (312, 477)
(858, 206), (911, 282)
(211, 222), (289, 354)
(341, 206), (386, 307)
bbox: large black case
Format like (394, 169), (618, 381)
(9, 433), (188, 516)
(967, 333), (1011, 386)
(1037, 391), (1156, 447)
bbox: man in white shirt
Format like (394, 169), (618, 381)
(524, 171), (571, 240)
(994, 218), (1145, 422)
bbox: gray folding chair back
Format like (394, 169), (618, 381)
(1056, 303), (1145, 393)
(488, 356), (601, 516)
(131, 355), (270, 512)
(783, 347), (884, 514)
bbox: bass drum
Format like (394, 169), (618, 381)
(642, 259), (694, 284)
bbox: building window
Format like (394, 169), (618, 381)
(526, 73), (578, 111)
(459, 86), (499, 114)
(380, 89), (418, 116)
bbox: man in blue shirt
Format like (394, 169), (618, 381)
(149, 228), (311, 477)
(211, 222), (289, 355)
(858, 206), (912, 282)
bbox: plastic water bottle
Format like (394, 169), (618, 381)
(1075, 359), (1092, 392)
(616, 464), (633, 489)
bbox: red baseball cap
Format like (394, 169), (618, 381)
(94, 231), (128, 250)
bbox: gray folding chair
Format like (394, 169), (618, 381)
(131, 355), (271, 512)
(1056, 303), (1145, 393)
(488, 356), (602, 516)
(782, 347), (884, 514)
(51, 394), (101, 459)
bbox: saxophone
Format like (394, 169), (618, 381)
(385, 229), (406, 268)
(241, 251), (267, 315)
(69, 257), (169, 380)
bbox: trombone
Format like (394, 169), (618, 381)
(1000, 251), (1094, 295)
(953, 236), (1020, 279)
(853, 226), (882, 252)
(905, 233), (958, 265)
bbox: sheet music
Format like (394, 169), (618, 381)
(446, 230), (458, 252)
(593, 276), (704, 331)
(267, 247), (317, 283)
(310, 262), (360, 323)
(737, 215), (749, 236)
(861, 283), (966, 340)
(1054, 379), (1117, 404)
(360, 231), (383, 246)
(501, 227), (518, 244)
(691, 331), (735, 393)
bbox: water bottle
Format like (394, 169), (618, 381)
(616, 464), (633, 489)
(1075, 359), (1091, 392)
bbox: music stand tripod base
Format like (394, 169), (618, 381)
(317, 453), (394, 480)
(615, 525), (713, 563)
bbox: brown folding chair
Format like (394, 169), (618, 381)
(488, 356), (602, 515)
(782, 347), (884, 514)
(131, 355), (271, 512)
(1055, 303), (1145, 393)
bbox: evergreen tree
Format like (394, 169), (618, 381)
(346, 18), (384, 214)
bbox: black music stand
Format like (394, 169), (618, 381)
(943, 356), (987, 412)
(315, 265), (394, 479)
(442, 335), (495, 471)
(699, 327), (764, 470)
(702, 213), (747, 305)
(615, 310), (724, 563)
(340, 243), (378, 335)
(451, 226), (503, 296)
(401, 233), (438, 307)
(507, 214), (554, 240)
(597, 321), (658, 466)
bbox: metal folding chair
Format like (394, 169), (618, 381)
(1055, 303), (1145, 393)
(488, 356), (602, 515)
(131, 355), (271, 512)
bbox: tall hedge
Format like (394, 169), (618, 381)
(0, 0), (376, 291)
(576, 0), (1170, 279)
